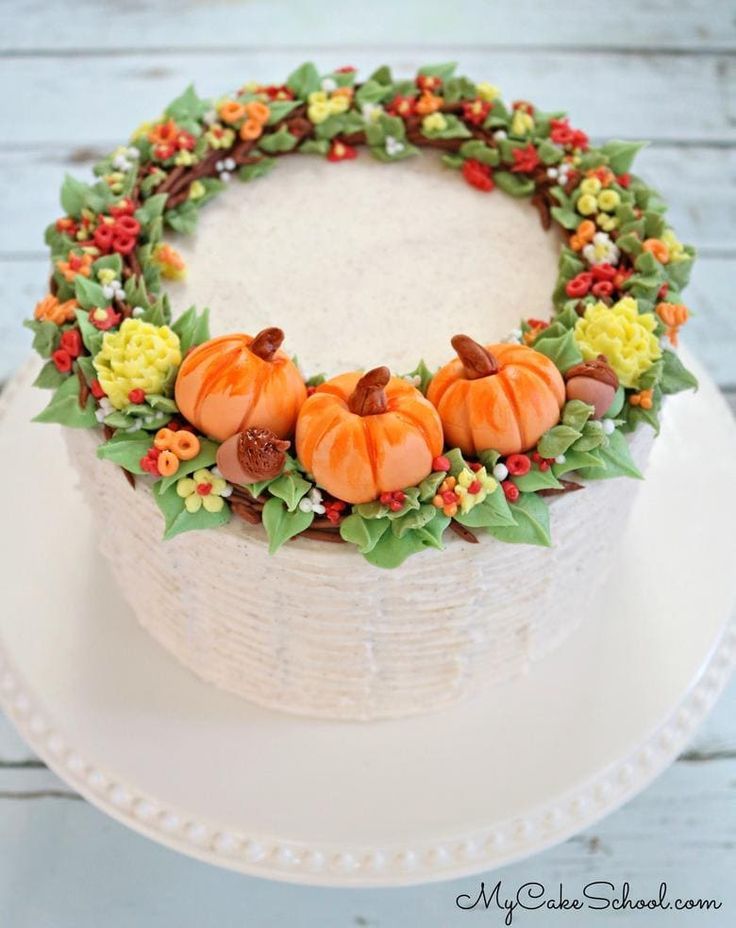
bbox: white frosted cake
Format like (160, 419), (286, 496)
(28, 63), (697, 719)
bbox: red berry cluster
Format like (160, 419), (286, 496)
(323, 499), (347, 524)
(531, 451), (555, 471)
(379, 489), (407, 512)
(140, 446), (161, 475)
(501, 480), (519, 502)
(128, 388), (146, 405)
(52, 328), (83, 373)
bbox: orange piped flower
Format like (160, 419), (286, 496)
(569, 219), (596, 252)
(34, 294), (78, 325)
(239, 119), (263, 141)
(218, 100), (246, 124)
(244, 101), (270, 125)
(148, 119), (180, 146)
(152, 243), (186, 280)
(656, 301), (689, 346)
(642, 238), (670, 264)
(56, 251), (93, 283)
(415, 92), (443, 115)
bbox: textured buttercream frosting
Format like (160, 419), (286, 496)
(69, 155), (652, 719)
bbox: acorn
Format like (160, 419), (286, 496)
(564, 355), (619, 418)
(216, 427), (290, 486)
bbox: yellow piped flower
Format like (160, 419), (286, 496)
(597, 189), (620, 212)
(510, 110), (534, 137)
(93, 318), (181, 409)
(176, 469), (229, 514)
(422, 112), (447, 134)
(188, 180), (206, 200)
(580, 177), (602, 196)
(152, 243), (186, 280)
(576, 193), (598, 216)
(477, 82), (501, 103)
(307, 101), (331, 124)
(661, 229), (687, 263)
(574, 297), (661, 389)
(328, 94), (350, 115)
(454, 466), (497, 514)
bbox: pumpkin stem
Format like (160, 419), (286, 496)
(348, 366), (391, 416)
(250, 327), (285, 361)
(451, 334), (499, 380)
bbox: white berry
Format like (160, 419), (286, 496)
(493, 463), (509, 481)
(602, 419), (616, 434)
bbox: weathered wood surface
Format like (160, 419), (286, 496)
(1, 1), (734, 923)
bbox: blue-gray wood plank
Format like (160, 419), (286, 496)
(1, 1), (734, 923)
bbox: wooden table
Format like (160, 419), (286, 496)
(1, 2), (734, 923)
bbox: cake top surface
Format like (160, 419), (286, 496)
(169, 154), (561, 374)
(25, 61), (698, 568)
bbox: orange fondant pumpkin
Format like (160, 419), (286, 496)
(427, 335), (565, 456)
(296, 366), (444, 504)
(175, 327), (307, 442)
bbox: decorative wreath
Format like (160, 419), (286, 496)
(26, 62), (698, 568)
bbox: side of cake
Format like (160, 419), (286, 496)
(24, 62), (698, 719)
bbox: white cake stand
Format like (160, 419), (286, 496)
(1, 355), (734, 887)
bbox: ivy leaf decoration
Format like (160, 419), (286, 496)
(239, 158), (277, 182)
(339, 513), (390, 554)
(258, 127), (298, 154)
(552, 449), (604, 477)
(576, 429), (642, 480)
(454, 486), (516, 529)
(421, 114), (471, 140)
(417, 471), (446, 502)
(660, 350), (698, 395)
(417, 62), (457, 81)
(362, 514), (450, 568)
(268, 472), (312, 512)
(266, 100), (300, 125)
(261, 497), (314, 554)
(493, 171), (535, 198)
(171, 305), (210, 353)
(537, 424), (583, 459)
(97, 430), (152, 475)
(32, 375), (97, 428)
(403, 359), (434, 394)
(458, 140), (500, 166)
(487, 493), (552, 547)
(600, 139), (648, 174)
(164, 85), (210, 123)
(532, 327), (583, 372)
(75, 309), (105, 356)
(24, 319), (59, 359)
(390, 504), (438, 538)
(512, 467), (563, 492)
(60, 174), (89, 218)
(74, 276), (109, 310)
(33, 360), (68, 390)
(286, 62), (321, 99)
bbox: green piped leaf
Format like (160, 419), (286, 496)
(261, 497), (314, 554)
(340, 513), (390, 554)
(97, 430), (152, 475)
(155, 481), (231, 541)
(487, 493), (551, 547)
(454, 486), (516, 529)
(576, 429), (642, 480)
(532, 328), (583, 372)
(660, 349), (698, 395)
(268, 472), (312, 512)
(493, 171), (535, 198)
(32, 375), (97, 428)
(258, 127), (298, 153)
(512, 467), (563, 492)
(171, 305), (210, 353)
(286, 62), (321, 99)
(239, 158), (277, 182)
(157, 440), (219, 494)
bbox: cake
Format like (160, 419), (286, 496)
(26, 62), (698, 719)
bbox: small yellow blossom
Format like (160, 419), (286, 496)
(477, 82), (501, 103)
(308, 90), (328, 105)
(97, 267), (117, 286)
(93, 318), (181, 409)
(574, 297), (661, 389)
(454, 467), (497, 514)
(597, 189), (621, 212)
(661, 229), (687, 263)
(580, 177), (602, 196)
(189, 180), (206, 200)
(596, 213), (618, 232)
(422, 112), (447, 134)
(307, 101), (332, 124)
(328, 94), (350, 115)
(176, 469), (230, 514)
(510, 110), (534, 137)
(205, 126), (235, 149)
(174, 150), (196, 167)
(576, 193), (598, 216)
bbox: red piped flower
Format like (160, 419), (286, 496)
(510, 144), (541, 174)
(51, 349), (73, 373)
(416, 74), (442, 93)
(59, 328), (83, 359)
(462, 159), (495, 192)
(462, 99), (491, 126)
(128, 388), (146, 405)
(335, 65), (356, 74)
(379, 489), (407, 512)
(505, 454), (531, 476)
(549, 117), (589, 152)
(387, 95), (417, 118)
(617, 173), (631, 188)
(90, 379), (106, 400)
(56, 216), (78, 236)
(89, 306), (122, 331)
(109, 198), (135, 218)
(591, 263), (617, 282)
(327, 140), (358, 162)
(565, 272), (593, 298)
(324, 499), (347, 524)
(591, 280), (614, 298)
(432, 455), (451, 472)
